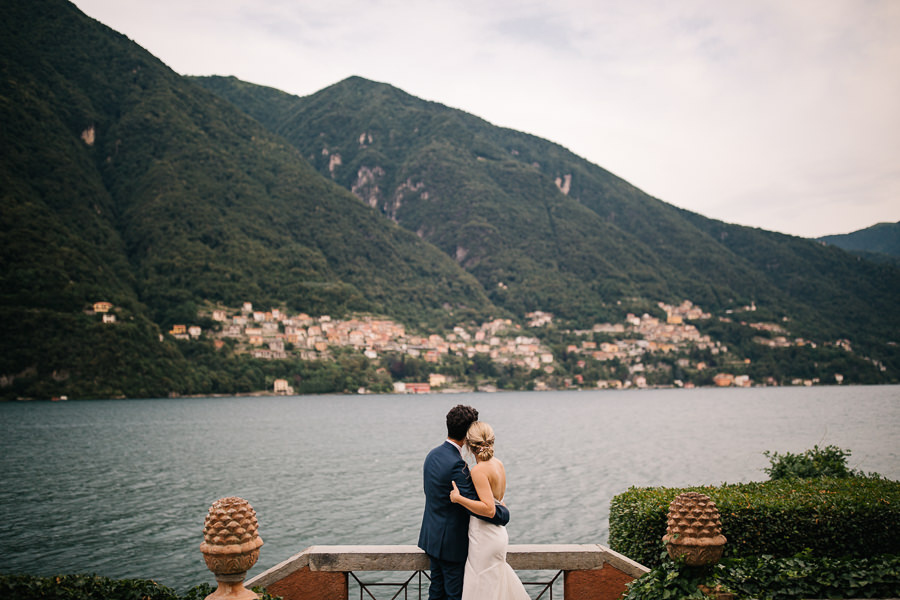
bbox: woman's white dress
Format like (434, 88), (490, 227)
(462, 513), (530, 600)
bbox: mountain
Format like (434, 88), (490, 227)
(197, 76), (900, 349)
(819, 222), (900, 265)
(2, 0), (898, 400)
(0, 0), (496, 399)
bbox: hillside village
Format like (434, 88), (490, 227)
(74, 298), (858, 394)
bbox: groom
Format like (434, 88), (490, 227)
(418, 404), (510, 600)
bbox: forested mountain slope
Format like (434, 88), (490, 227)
(197, 76), (900, 351)
(1, 0), (896, 400)
(819, 222), (900, 265)
(0, 0), (496, 399)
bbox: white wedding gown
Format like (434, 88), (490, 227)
(462, 513), (530, 600)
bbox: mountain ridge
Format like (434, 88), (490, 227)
(1, 0), (897, 400)
(818, 221), (900, 265)
(196, 75), (900, 345)
(196, 76), (750, 312)
(1, 0), (499, 399)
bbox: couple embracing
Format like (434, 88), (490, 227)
(417, 404), (530, 600)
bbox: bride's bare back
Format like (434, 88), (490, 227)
(471, 457), (506, 503)
(448, 421), (510, 519)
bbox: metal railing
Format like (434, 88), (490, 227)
(349, 570), (428, 600)
(347, 568), (564, 600)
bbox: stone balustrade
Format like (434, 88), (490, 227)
(245, 544), (650, 600)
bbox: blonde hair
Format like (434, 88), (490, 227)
(466, 421), (495, 461)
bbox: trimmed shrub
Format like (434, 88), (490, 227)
(609, 477), (900, 568)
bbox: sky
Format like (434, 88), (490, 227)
(70, 0), (899, 238)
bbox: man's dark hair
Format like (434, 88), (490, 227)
(446, 404), (478, 440)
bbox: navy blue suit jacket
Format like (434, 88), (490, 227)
(417, 441), (510, 562)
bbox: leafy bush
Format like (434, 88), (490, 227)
(609, 478), (900, 568)
(763, 444), (875, 479)
(622, 551), (713, 599)
(0, 575), (280, 600)
(716, 551), (900, 599)
(624, 551), (900, 600)
(0, 575), (178, 600)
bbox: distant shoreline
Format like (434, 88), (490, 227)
(5, 381), (893, 403)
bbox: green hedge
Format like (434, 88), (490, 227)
(609, 478), (900, 568)
(623, 552), (900, 600)
(717, 552), (900, 599)
(0, 575), (281, 600)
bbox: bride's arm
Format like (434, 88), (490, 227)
(449, 467), (496, 518)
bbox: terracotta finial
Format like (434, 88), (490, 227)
(200, 497), (264, 600)
(662, 492), (727, 566)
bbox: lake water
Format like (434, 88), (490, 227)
(1, 386), (898, 592)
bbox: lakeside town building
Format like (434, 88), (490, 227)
(157, 298), (850, 391)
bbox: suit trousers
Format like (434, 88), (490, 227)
(428, 553), (465, 600)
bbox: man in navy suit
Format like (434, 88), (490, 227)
(418, 405), (510, 600)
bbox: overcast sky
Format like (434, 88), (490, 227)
(71, 0), (899, 238)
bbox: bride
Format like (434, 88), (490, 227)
(449, 421), (530, 600)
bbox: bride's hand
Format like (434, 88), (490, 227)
(449, 481), (462, 504)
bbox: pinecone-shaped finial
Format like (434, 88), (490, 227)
(662, 492), (726, 566)
(200, 497), (263, 600)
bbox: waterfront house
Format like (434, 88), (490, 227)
(273, 379), (293, 395)
(405, 382), (431, 394)
(713, 373), (735, 387)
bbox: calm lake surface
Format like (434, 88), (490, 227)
(1, 386), (898, 592)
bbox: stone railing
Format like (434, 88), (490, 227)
(199, 497), (649, 600)
(245, 544), (650, 600)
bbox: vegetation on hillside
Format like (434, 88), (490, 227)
(1, 0), (898, 400)
(197, 75), (900, 364)
(1, 0), (499, 399)
(819, 221), (900, 257)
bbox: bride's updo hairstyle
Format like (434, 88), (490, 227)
(466, 421), (495, 461)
